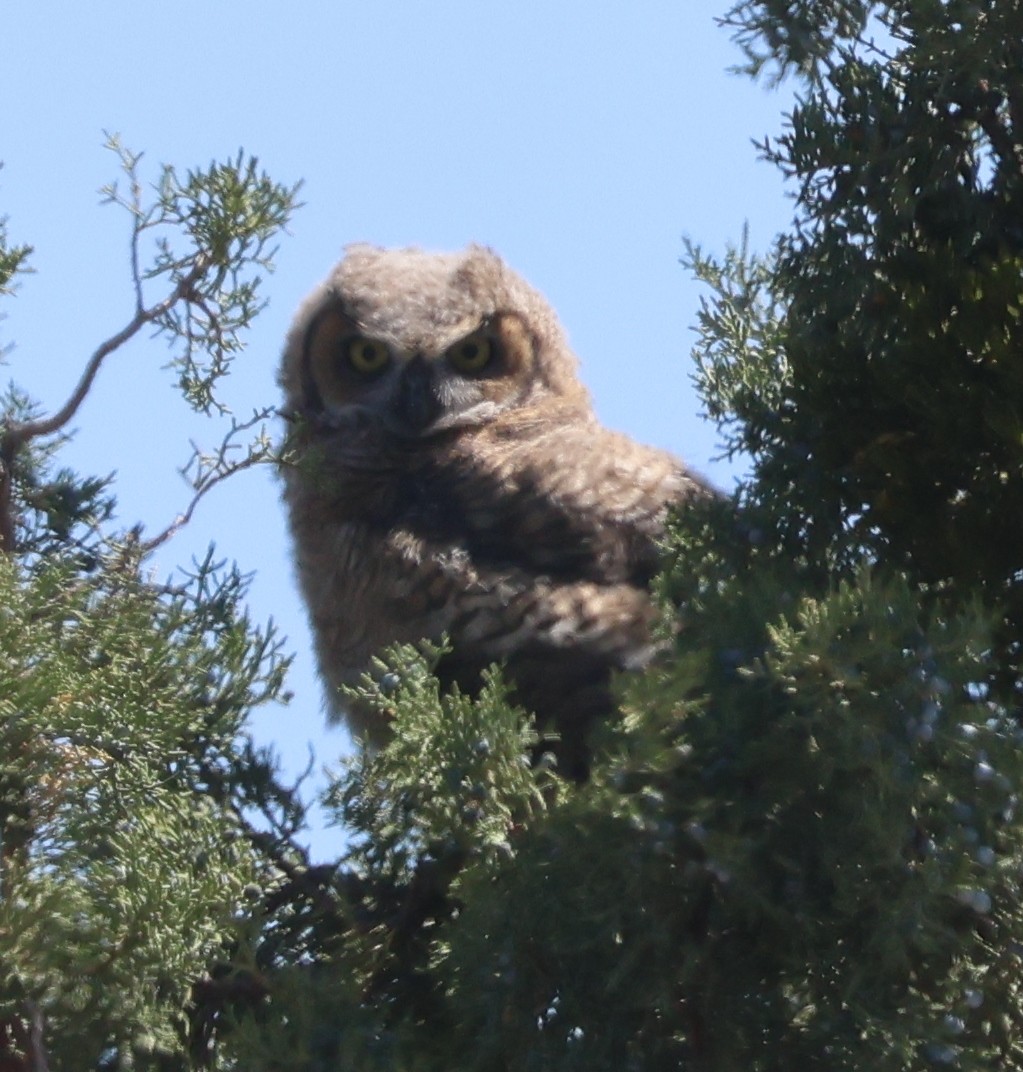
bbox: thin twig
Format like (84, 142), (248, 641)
(139, 409), (274, 555)
(0, 439), (15, 554)
(139, 452), (267, 556)
(129, 175), (145, 315)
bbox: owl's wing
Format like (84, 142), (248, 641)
(404, 421), (712, 587)
(382, 522), (667, 780)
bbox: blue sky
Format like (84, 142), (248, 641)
(3, 3), (794, 856)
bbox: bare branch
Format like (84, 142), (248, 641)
(0, 443), (14, 554)
(139, 410), (276, 555)
(5, 257), (209, 450)
(0, 258), (209, 555)
(129, 176), (145, 315)
(139, 453), (264, 557)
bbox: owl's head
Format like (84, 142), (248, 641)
(279, 244), (590, 442)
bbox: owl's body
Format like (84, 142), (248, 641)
(280, 244), (709, 775)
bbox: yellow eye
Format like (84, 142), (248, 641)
(447, 332), (493, 373)
(346, 337), (391, 375)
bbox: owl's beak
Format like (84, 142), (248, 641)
(392, 355), (442, 435)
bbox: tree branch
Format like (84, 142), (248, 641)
(139, 452), (265, 556)
(7, 258), (209, 449)
(139, 409), (275, 556)
(0, 258), (208, 554)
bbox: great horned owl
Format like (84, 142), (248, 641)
(279, 244), (711, 776)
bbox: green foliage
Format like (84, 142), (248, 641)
(655, 1), (1023, 1064)
(682, 230), (789, 467)
(716, 2), (1023, 599)
(0, 385), (116, 568)
(223, 571), (1023, 1070)
(0, 548), (290, 1068)
(0, 206), (32, 300)
(721, 0), (873, 82)
(0, 202), (33, 365)
(336, 646), (547, 869)
(101, 136), (303, 415)
(218, 649), (548, 1072)
(642, 527), (1023, 1068)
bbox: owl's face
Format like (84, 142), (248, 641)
(303, 305), (540, 438)
(281, 244), (591, 443)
